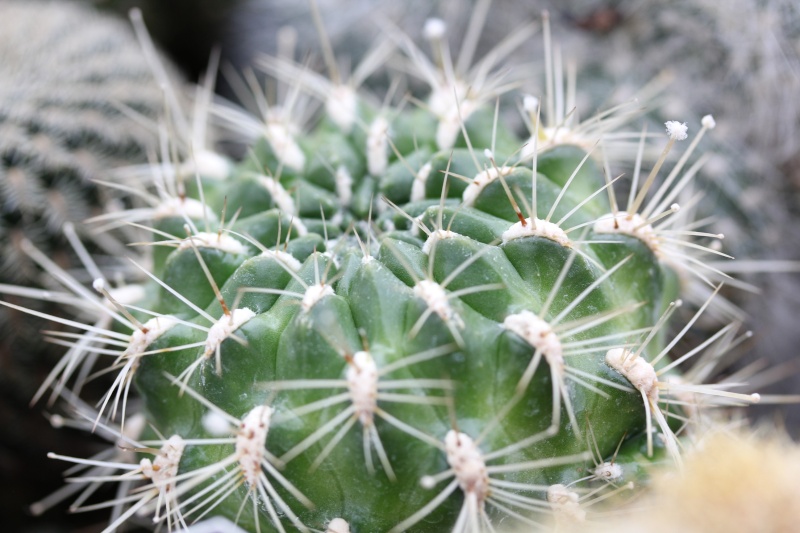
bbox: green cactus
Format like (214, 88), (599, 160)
(10, 7), (773, 533)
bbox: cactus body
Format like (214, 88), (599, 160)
(13, 8), (769, 533)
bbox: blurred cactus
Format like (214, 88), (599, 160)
(0, 2), (187, 530)
(0, 0), (178, 282)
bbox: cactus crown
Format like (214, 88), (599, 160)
(9, 5), (773, 533)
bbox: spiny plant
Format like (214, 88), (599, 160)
(10, 4), (779, 533)
(0, 3), (189, 527)
(0, 0), (183, 283)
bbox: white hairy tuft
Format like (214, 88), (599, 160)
(413, 280), (464, 329)
(445, 431), (489, 504)
(204, 308), (256, 359)
(501, 217), (571, 247)
(346, 351), (379, 426)
(605, 348), (658, 401)
(178, 232), (248, 255)
(235, 405), (274, 488)
(462, 165), (515, 206)
(665, 121), (688, 141)
(301, 283), (334, 312)
(503, 310), (564, 368)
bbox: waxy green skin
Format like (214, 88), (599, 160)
(134, 100), (678, 531)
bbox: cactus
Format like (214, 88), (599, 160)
(9, 5), (778, 533)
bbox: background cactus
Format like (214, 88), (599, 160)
(0, 2), (189, 530)
(6, 4), (779, 532)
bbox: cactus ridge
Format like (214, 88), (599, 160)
(4, 7), (777, 533)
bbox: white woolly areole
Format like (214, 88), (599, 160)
(236, 405), (274, 488)
(178, 232), (248, 255)
(503, 310), (564, 369)
(257, 175), (297, 215)
(140, 435), (185, 486)
(301, 283), (334, 312)
(153, 196), (214, 221)
(326, 85), (358, 132)
(701, 114), (716, 129)
(665, 121), (688, 141)
(462, 165), (515, 206)
(605, 348), (658, 402)
(179, 149), (232, 180)
(424, 18), (447, 40)
(501, 217), (571, 247)
(326, 518), (351, 533)
(204, 308), (256, 359)
(261, 249), (302, 272)
(422, 229), (458, 255)
(523, 94), (540, 112)
(125, 315), (180, 358)
(445, 430), (489, 505)
(367, 116), (390, 177)
(547, 484), (586, 522)
(436, 97), (479, 150)
(593, 461), (623, 482)
(413, 280), (464, 329)
(335, 166), (354, 207)
(264, 120), (305, 171)
(410, 162), (433, 202)
(593, 212), (660, 254)
(202, 410), (232, 437)
(346, 351), (379, 426)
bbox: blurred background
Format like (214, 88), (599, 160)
(2, 0), (798, 531)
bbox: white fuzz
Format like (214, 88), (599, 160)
(445, 430), (489, 505)
(335, 165), (354, 207)
(462, 165), (515, 206)
(261, 248), (302, 272)
(423, 18), (447, 40)
(204, 308), (256, 359)
(326, 518), (351, 533)
(592, 461), (623, 482)
(125, 315), (180, 358)
(523, 94), (539, 112)
(178, 232), (248, 255)
(153, 196), (213, 221)
(346, 351), (379, 426)
(503, 310), (564, 368)
(202, 410), (232, 437)
(501, 217), (571, 247)
(593, 212), (660, 253)
(257, 175), (297, 215)
(264, 119), (305, 171)
(436, 96), (479, 150)
(301, 283), (334, 312)
(605, 348), (658, 402)
(178, 149), (232, 180)
(413, 280), (464, 329)
(140, 435), (185, 490)
(665, 121), (688, 141)
(701, 114), (716, 129)
(547, 484), (586, 522)
(326, 85), (358, 132)
(422, 228), (458, 255)
(235, 406), (274, 488)
(367, 116), (391, 177)
(410, 162), (432, 202)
